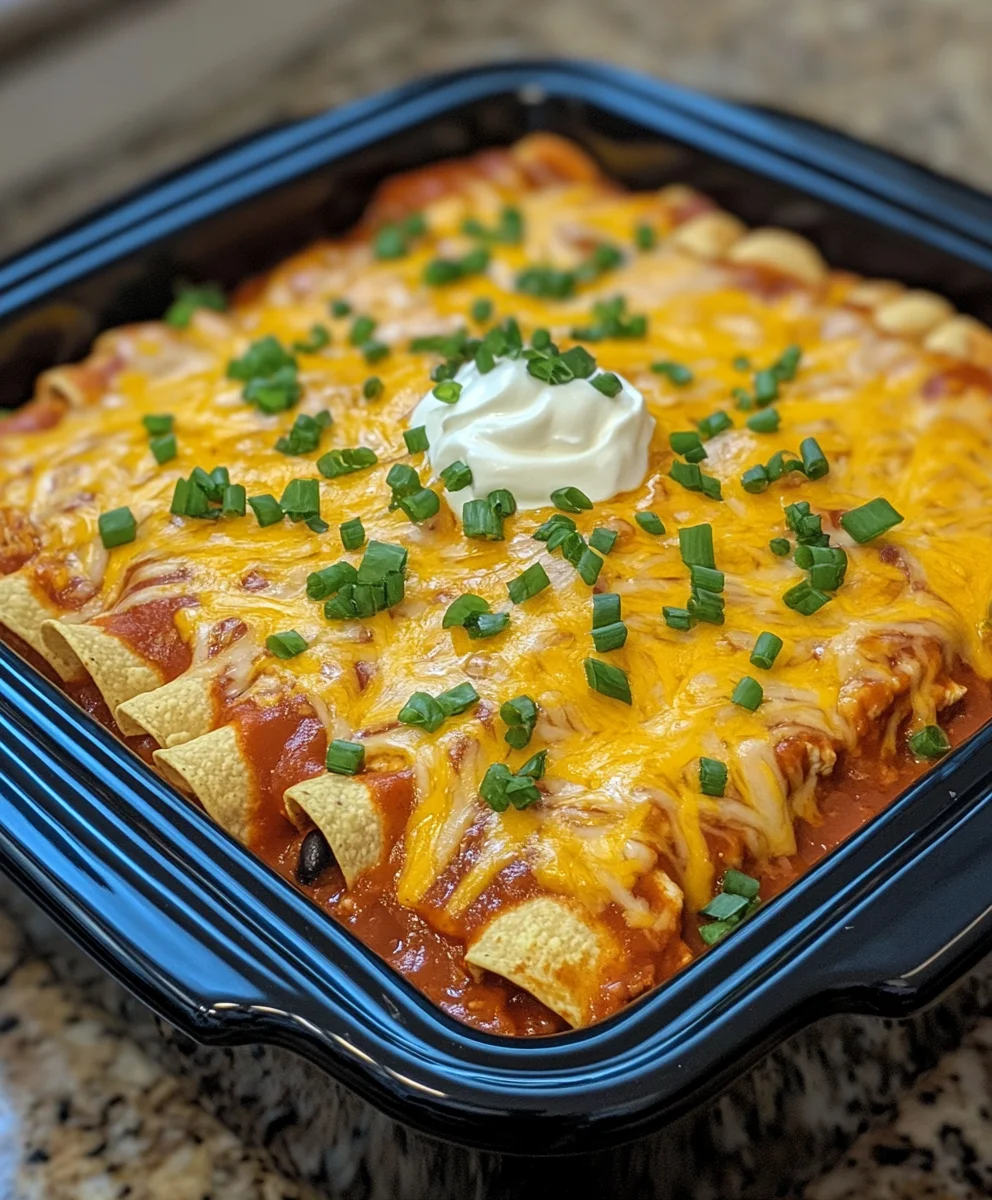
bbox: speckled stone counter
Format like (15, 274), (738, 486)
(3, 2), (992, 1197)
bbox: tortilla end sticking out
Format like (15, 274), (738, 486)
(41, 619), (163, 711)
(155, 724), (254, 843)
(283, 774), (383, 888)
(465, 895), (614, 1029)
(0, 572), (84, 680)
(116, 673), (216, 745)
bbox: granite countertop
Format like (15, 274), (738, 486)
(2, 1), (992, 1197)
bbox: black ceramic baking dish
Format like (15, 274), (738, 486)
(3, 60), (992, 1199)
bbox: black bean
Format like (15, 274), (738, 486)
(296, 828), (334, 886)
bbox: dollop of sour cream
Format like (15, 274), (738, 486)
(410, 357), (654, 511)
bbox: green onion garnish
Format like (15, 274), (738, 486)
(329, 298), (351, 317)
(266, 630), (308, 659)
(398, 692), (446, 733)
(663, 606), (692, 631)
(471, 297), (494, 324)
(731, 676), (763, 711)
(699, 757), (728, 797)
(516, 265), (576, 299)
(559, 345), (597, 379)
(98, 506), (136, 549)
(732, 355), (751, 372)
(533, 513), (575, 542)
(339, 518), (365, 551)
(590, 527), (618, 554)
(689, 564), (724, 592)
(275, 411), (332, 456)
(440, 461), (473, 492)
(590, 372), (622, 398)
(436, 682), (480, 717)
(398, 488), (439, 524)
(248, 494), (284, 527)
(433, 381), (462, 404)
(782, 580), (831, 615)
(635, 512), (665, 536)
(593, 593), (621, 628)
(669, 430), (707, 462)
(142, 413), (174, 436)
(164, 283), (226, 328)
(772, 344), (802, 381)
(679, 523), (715, 568)
(316, 447), (378, 478)
(701, 892), (751, 921)
(753, 368), (779, 407)
(293, 324), (330, 354)
(575, 548), (603, 586)
(592, 621), (627, 652)
(741, 465), (770, 494)
(584, 658), (632, 704)
(150, 433), (177, 464)
(386, 463), (419, 500)
(769, 537), (791, 556)
(306, 561), (359, 600)
(635, 223), (656, 251)
(404, 426), (429, 454)
(722, 869), (760, 899)
(326, 739), (365, 775)
(507, 562), (551, 604)
(697, 411), (734, 439)
(467, 612), (510, 639)
(907, 725), (951, 760)
(551, 486), (593, 513)
(221, 484), (246, 517)
(839, 497), (904, 543)
(480, 762), (542, 812)
(279, 479), (321, 523)
(501, 695), (538, 749)
(362, 341), (389, 365)
(671, 459), (723, 499)
(362, 376), (384, 401)
(462, 498), (504, 540)
(651, 361), (693, 386)
(750, 631), (784, 670)
(800, 437), (829, 480)
(443, 594), (489, 628)
(488, 489), (517, 517)
(746, 408), (780, 434)
(349, 315), (376, 345)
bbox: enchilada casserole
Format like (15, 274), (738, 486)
(2, 134), (991, 1035)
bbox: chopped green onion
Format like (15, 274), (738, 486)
(753, 368), (779, 407)
(732, 355), (751, 371)
(442, 597), (492, 637)
(339, 518), (365, 551)
(362, 341), (389, 365)
(266, 630), (308, 659)
(248, 494), (284, 527)
(699, 757), (728, 797)
(746, 408), (780, 434)
(501, 695), (538, 749)
(651, 360), (693, 386)
(142, 413), (174, 436)
(462, 498), (504, 540)
(769, 537), (791, 556)
(227, 335), (296, 379)
(907, 724), (951, 760)
(349, 315), (376, 345)
(584, 658), (632, 704)
(590, 526), (618, 554)
(741, 465), (770, 494)
(663, 606), (692, 631)
(671, 460), (722, 499)
(669, 430), (707, 462)
(699, 920), (735, 946)
(357, 539), (407, 582)
(221, 484), (246, 518)
(306, 561), (358, 600)
(440, 461), (473, 492)
(306, 516), (329, 534)
(398, 488), (440, 524)
(575, 548), (603, 586)
(635, 512), (665, 536)
(635, 223), (656, 251)
(839, 497), (904, 543)
(164, 283), (226, 328)
(98, 506), (136, 548)
(551, 486), (593, 513)
(590, 372), (622, 398)
(280, 479), (321, 522)
(326, 739), (365, 775)
(398, 691), (446, 733)
(436, 682), (480, 717)
(516, 265), (576, 299)
(466, 611), (510, 639)
(533, 513), (575, 542)
(559, 345), (598, 379)
(592, 621), (627, 652)
(329, 298), (351, 318)
(697, 411), (733, 439)
(679, 524), (715, 568)
(432, 380), (462, 404)
(471, 297), (494, 324)
(723, 869), (760, 899)
(507, 562), (551, 604)
(362, 376), (384, 401)
(593, 593), (621, 628)
(701, 892), (751, 921)
(689, 564), (724, 592)
(404, 425), (429, 454)
(488, 489), (517, 517)
(480, 762), (542, 812)
(687, 590), (725, 625)
(293, 324), (330, 354)
(275, 411), (332, 456)
(772, 344), (802, 382)
(731, 676), (763, 711)
(316, 447), (378, 478)
(783, 580), (832, 615)
(800, 437), (829, 480)
(150, 433), (177, 464)
(386, 463), (419, 500)
(750, 632), (784, 670)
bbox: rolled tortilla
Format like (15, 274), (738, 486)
(41, 619), (163, 711)
(155, 724), (253, 842)
(116, 673), (216, 745)
(283, 774), (384, 888)
(0, 571), (83, 681)
(465, 896), (619, 1029)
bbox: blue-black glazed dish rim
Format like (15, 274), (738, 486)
(1, 60), (992, 1156)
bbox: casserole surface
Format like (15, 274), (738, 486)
(3, 126), (992, 1036)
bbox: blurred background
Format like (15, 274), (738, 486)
(0, 0), (990, 257)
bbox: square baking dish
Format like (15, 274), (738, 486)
(3, 60), (992, 1199)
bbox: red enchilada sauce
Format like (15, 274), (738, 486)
(3, 623), (990, 1035)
